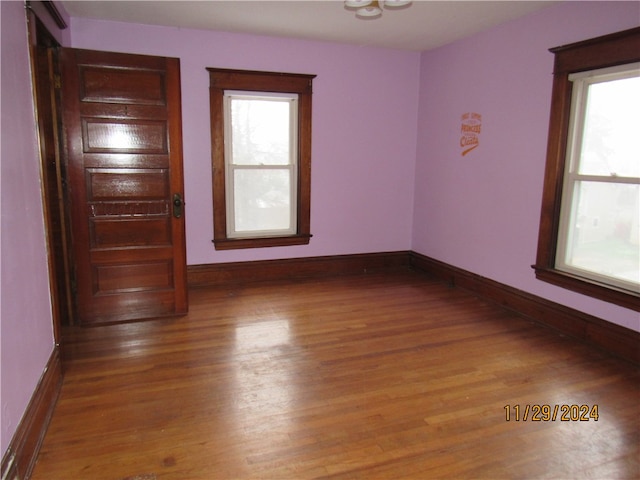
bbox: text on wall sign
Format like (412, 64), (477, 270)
(460, 112), (482, 156)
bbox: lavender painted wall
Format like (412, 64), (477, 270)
(2, 0), (637, 462)
(70, 19), (421, 266)
(413, 1), (640, 331)
(0, 0), (69, 456)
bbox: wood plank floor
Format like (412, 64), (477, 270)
(31, 270), (639, 479)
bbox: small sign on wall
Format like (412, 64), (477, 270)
(460, 112), (482, 156)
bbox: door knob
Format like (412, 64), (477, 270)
(173, 193), (184, 218)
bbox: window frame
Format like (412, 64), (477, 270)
(533, 27), (640, 311)
(207, 68), (316, 250)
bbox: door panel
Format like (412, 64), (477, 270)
(91, 218), (172, 248)
(60, 48), (187, 325)
(79, 66), (166, 105)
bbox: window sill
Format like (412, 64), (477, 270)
(213, 234), (312, 250)
(532, 265), (640, 312)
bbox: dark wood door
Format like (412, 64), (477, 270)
(60, 48), (187, 325)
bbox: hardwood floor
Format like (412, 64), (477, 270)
(31, 270), (639, 479)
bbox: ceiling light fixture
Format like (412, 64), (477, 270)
(344, 0), (412, 20)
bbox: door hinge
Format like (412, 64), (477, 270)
(54, 74), (61, 89)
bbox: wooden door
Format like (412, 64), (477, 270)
(60, 48), (187, 325)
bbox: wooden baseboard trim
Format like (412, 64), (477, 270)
(410, 252), (640, 365)
(1, 346), (62, 480)
(187, 251), (412, 287)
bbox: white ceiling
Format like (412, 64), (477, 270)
(60, 0), (557, 51)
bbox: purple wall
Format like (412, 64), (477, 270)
(70, 19), (421, 265)
(413, 1), (640, 331)
(0, 1), (68, 455)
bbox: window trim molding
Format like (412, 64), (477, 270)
(207, 68), (316, 250)
(533, 27), (640, 311)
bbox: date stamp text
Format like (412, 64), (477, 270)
(504, 404), (599, 422)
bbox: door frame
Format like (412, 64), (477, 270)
(26, 2), (74, 347)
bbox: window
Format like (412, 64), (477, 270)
(534, 27), (640, 311)
(224, 91), (298, 238)
(557, 65), (639, 291)
(208, 68), (316, 250)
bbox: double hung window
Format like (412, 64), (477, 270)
(224, 91), (299, 238)
(556, 65), (639, 292)
(534, 27), (640, 310)
(208, 68), (315, 250)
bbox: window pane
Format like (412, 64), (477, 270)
(563, 181), (639, 286)
(579, 76), (640, 177)
(230, 98), (291, 166)
(233, 169), (292, 233)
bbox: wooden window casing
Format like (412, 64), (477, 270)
(208, 68), (316, 250)
(533, 27), (640, 311)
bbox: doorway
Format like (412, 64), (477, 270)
(28, 8), (188, 329)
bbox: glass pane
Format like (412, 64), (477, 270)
(230, 98), (291, 166)
(564, 181), (639, 286)
(233, 169), (291, 232)
(579, 76), (640, 177)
